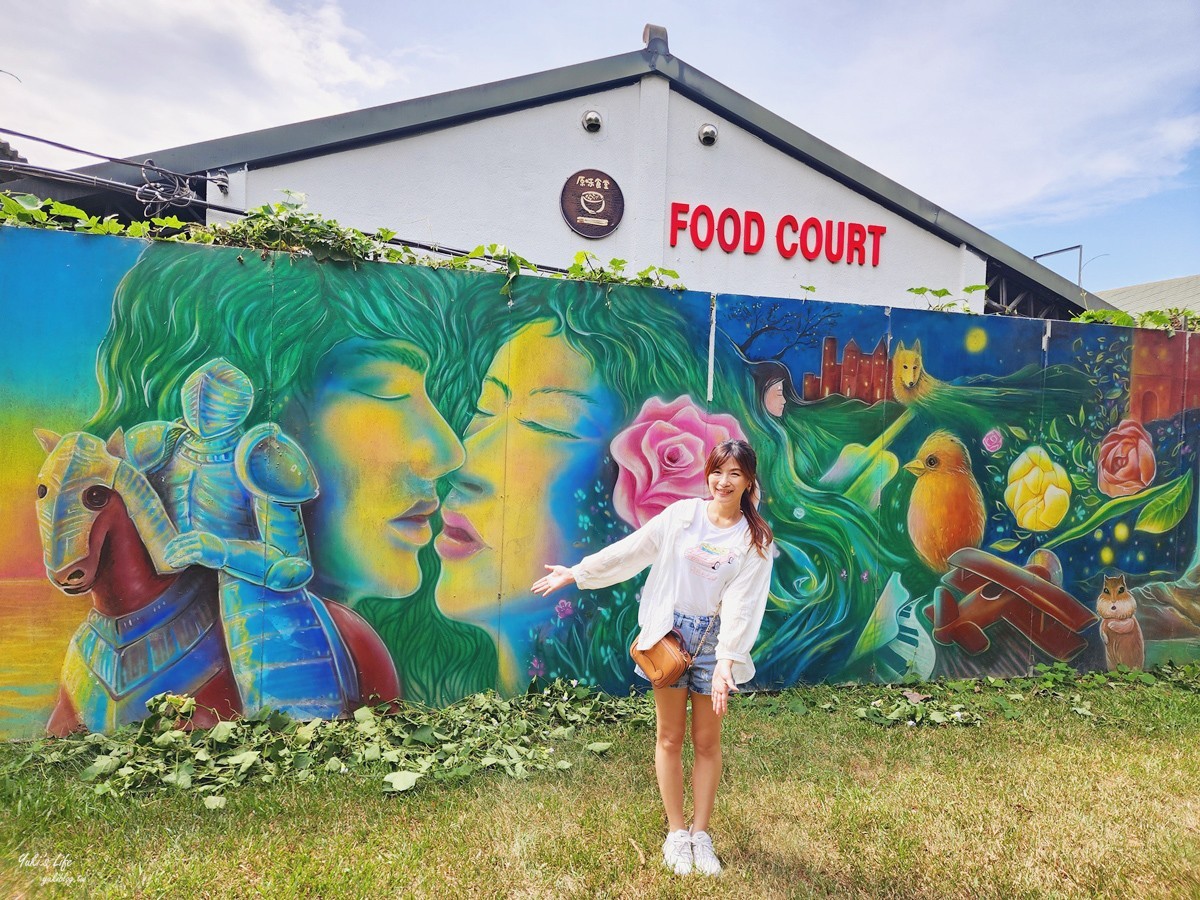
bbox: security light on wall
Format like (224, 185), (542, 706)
(698, 123), (718, 146)
(582, 111), (603, 133)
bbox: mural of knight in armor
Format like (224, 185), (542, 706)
(124, 358), (397, 719)
(3, 227), (1200, 740)
(34, 429), (237, 734)
(32, 356), (400, 733)
(84, 243), (500, 705)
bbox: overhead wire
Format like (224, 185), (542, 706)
(0, 128), (573, 274)
(0, 126), (229, 186)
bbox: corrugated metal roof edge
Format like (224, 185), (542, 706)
(15, 51), (656, 186)
(8, 46), (1109, 310)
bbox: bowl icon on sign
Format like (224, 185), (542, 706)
(580, 191), (605, 215)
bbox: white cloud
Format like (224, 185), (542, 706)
(2, 0), (1196, 240)
(733, 1), (1200, 228)
(1, 0), (411, 169)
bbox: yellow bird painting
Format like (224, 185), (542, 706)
(904, 430), (987, 573)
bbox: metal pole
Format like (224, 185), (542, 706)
(1033, 244), (1085, 309)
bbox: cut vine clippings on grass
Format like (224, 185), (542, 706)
(3, 681), (653, 805)
(4, 666), (1198, 806)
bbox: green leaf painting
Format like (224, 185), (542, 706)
(1041, 473), (1191, 550)
(1135, 471), (1193, 534)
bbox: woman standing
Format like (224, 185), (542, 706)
(533, 439), (774, 877)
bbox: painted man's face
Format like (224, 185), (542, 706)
(282, 339), (464, 602)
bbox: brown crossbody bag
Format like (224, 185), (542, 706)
(630, 606), (720, 690)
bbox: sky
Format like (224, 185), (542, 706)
(2, 0), (1198, 292)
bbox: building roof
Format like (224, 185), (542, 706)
(1097, 274), (1200, 314)
(7, 37), (1109, 313)
(0, 138), (26, 183)
(0, 139), (23, 163)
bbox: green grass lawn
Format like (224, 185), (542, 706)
(2, 669), (1198, 899)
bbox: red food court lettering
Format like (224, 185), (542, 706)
(669, 202), (885, 266)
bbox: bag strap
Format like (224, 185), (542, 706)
(689, 600), (722, 657)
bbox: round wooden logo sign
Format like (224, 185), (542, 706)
(561, 169), (624, 239)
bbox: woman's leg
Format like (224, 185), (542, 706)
(654, 686), (690, 831)
(689, 690), (723, 833)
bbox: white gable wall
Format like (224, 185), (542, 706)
(216, 75), (986, 310)
(229, 83), (650, 269)
(660, 92), (984, 305)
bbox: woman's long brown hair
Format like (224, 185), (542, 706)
(705, 440), (774, 557)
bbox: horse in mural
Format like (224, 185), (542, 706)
(35, 429), (400, 736)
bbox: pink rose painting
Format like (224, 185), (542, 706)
(1097, 420), (1156, 497)
(610, 396), (746, 528)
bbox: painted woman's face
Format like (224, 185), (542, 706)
(436, 321), (616, 633)
(763, 379), (786, 417)
(280, 338), (464, 602)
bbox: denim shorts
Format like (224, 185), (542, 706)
(635, 610), (721, 695)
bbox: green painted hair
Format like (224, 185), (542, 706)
(88, 242), (505, 704)
(90, 245), (907, 699)
(488, 277), (906, 691)
(89, 243), (504, 437)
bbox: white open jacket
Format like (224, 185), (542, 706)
(570, 498), (774, 685)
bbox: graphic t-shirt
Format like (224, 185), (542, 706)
(571, 497), (775, 684)
(668, 505), (750, 616)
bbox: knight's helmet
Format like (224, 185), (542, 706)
(180, 359), (254, 439)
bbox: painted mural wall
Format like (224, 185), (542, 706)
(2, 226), (1198, 740)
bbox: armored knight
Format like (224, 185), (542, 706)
(124, 358), (358, 719)
(36, 429), (232, 734)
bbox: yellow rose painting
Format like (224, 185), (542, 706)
(1004, 446), (1072, 531)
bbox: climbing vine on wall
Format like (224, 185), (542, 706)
(9, 191), (1190, 325)
(0, 191), (684, 292)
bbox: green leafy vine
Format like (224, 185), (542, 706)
(0, 191), (684, 291)
(1074, 307), (1198, 334)
(907, 284), (987, 313)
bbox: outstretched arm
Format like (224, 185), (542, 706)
(532, 565), (577, 597)
(532, 502), (684, 596)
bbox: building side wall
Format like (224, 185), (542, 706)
(230, 79), (985, 308)
(660, 92), (987, 306)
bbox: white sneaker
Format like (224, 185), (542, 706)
(690, 830), (722, 876)
(662, 828), (693, 875)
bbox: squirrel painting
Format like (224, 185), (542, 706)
(1096, 574), (1145, 670)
